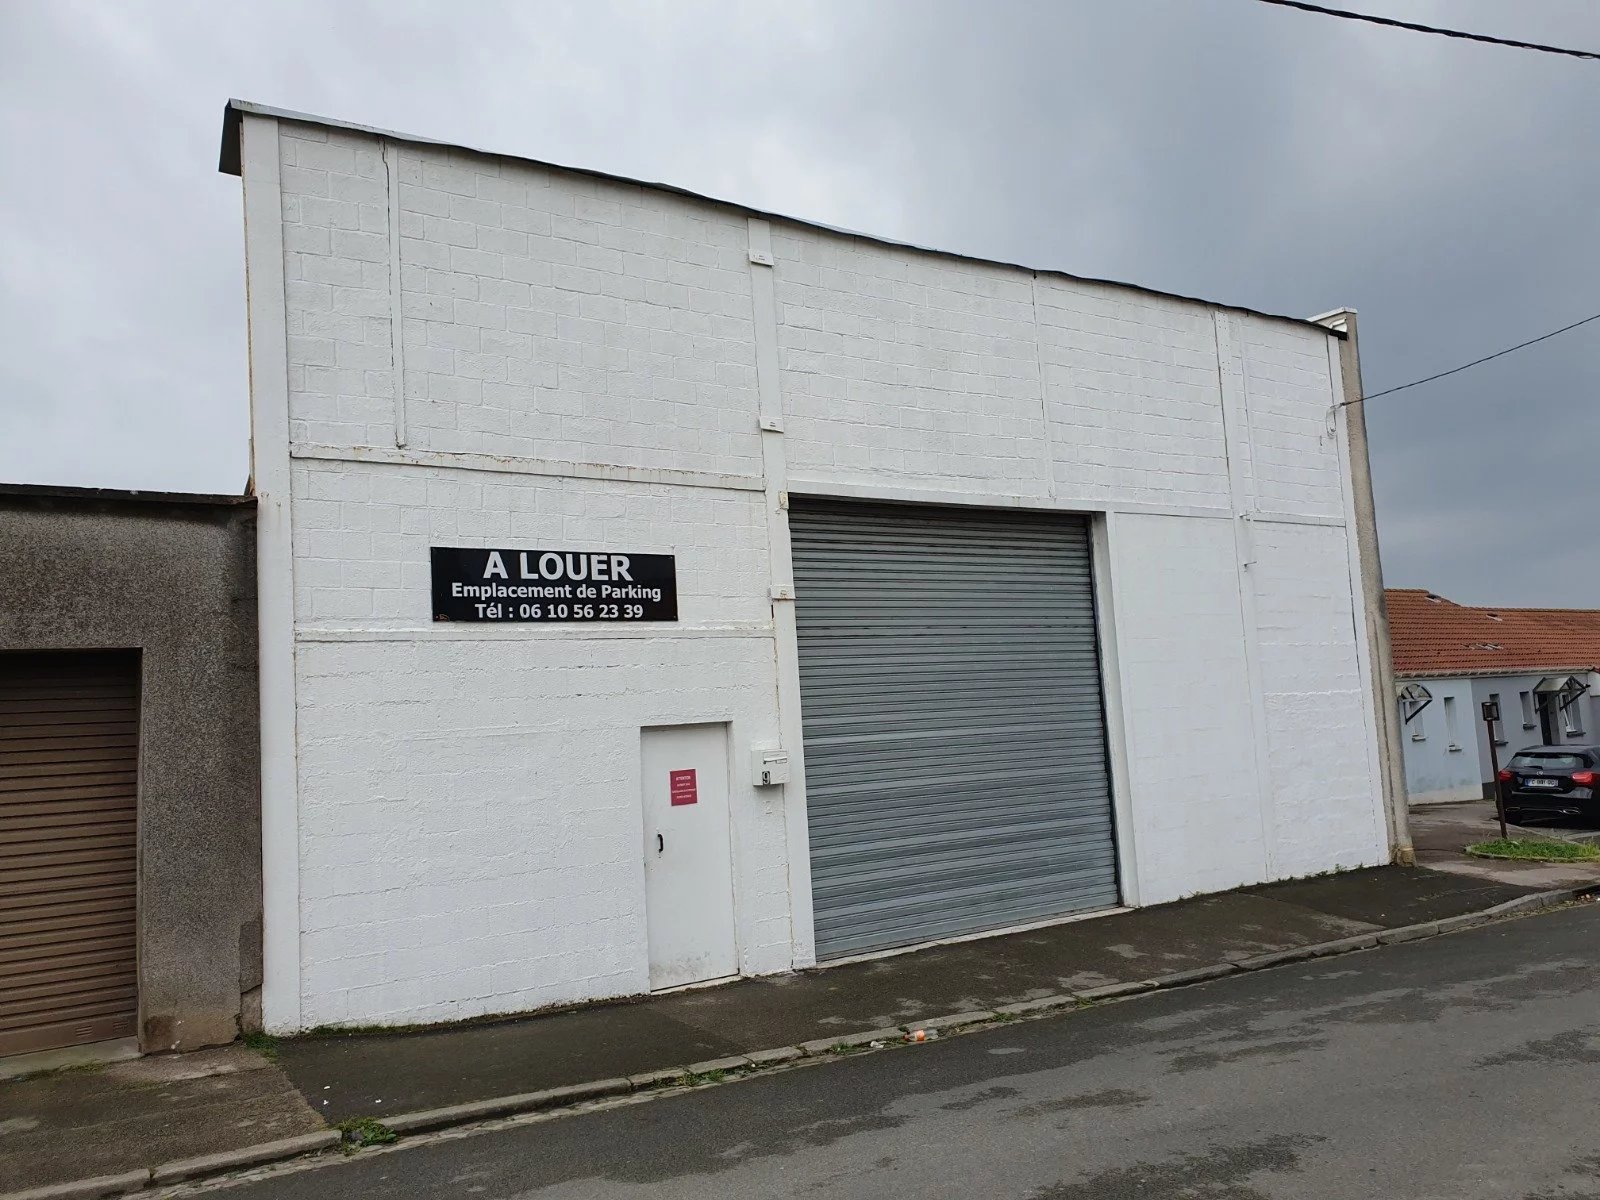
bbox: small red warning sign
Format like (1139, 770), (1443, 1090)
(669, 769), (698, 806)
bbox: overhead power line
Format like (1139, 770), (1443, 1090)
(1250, 0), (1600, 61)
(1344, 310), (1600, 407)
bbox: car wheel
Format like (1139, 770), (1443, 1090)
(1504, 809), (1524, 826)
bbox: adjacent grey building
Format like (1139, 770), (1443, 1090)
(0, 484), (261, 1060)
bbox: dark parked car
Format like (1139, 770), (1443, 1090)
(1498, 746), (1600, 823)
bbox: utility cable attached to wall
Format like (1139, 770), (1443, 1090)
(1340, 310), (1600, 408)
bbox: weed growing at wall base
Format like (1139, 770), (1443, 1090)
(242, 1031), (279, 1061)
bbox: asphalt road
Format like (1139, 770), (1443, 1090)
(203, 903), (1600, 1200)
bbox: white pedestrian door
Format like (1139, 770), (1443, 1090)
(641, 724), (737, 990)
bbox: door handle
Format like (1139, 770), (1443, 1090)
(656, 833), (664, 854)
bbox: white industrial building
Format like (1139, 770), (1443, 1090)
(221, 100), (1407, 1034)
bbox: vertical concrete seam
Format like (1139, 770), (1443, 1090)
(383, 141), (408, 449)
(239, 113), (303, 1033)
(1028, 273), (1058, 500)
(1213, 312), (1277, 878)
(746, 217), (815, 968)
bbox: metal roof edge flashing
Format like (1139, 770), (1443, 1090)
(216, 99), (1346, 338)
(0, 482), (255, 508)
(219, 100), (242, 175)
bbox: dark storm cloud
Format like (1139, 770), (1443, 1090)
(2, 0), (1596, 602)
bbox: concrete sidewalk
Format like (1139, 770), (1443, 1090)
(0, 866), (1543, 1196)
(1411, 800), (1600, 889)
(0, 1046), (328, 1196)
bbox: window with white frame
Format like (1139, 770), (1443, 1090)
(1564, 694), (1587, 737)
(1400, 683), (1431, 740)
(1520, 690), (1536, 730)
(1444, 696), (1460, 750)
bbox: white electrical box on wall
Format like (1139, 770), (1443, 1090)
(751, 747), (790, 787)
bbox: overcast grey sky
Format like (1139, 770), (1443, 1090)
(1, 0), (1596, 605)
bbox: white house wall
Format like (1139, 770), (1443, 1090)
(1471, 675), (1546, 778)
(246, 113), (1391, 1030)
(1399, 672), (1600, 809)
(1471, 674), (1600, 760)
(1400, 677), (1483, 805)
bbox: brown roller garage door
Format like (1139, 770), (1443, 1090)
(0, 652), (139, 1058)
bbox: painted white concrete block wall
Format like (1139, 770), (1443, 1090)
(287, 461), (770, 628)
(392, 149), (762, 474)
(277, 127), (398, 452)
(286, 461), (784, 1025)
(772, 230), (1054, 498)
(242, 108), (1390, 1029)
(1038, 279), (1231, 509)
(768, 219), (1385, 902)
(294, 633), (787, 1026)
(1234, 320), (1347, 520)
(1251, 521), (1388, 874)
(271, 121), (790, 1025)
(1110, 513), (1268, 903)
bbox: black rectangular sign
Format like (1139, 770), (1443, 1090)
(431, 547), (678, 623)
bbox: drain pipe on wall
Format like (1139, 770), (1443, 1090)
(1316, 308), (1415, 864)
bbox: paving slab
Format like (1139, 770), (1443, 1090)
(959, 890), (1379, 980)
(0, 1046), (325, 1195)
(1417, 852), (1600, 890)
(1242, 864), (1532, 927)
(647, 890), (1376, 1051)
(274, 998), (745, 1122)
(1409, 801), (1600, 890)
(646, 942), (1022, 1046)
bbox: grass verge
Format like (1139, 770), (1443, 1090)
(1466, 838), (1600, 863)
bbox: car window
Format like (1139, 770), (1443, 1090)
(1508, 752), (1584, 770)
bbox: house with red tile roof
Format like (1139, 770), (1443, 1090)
(1387, 589), (1600, 804)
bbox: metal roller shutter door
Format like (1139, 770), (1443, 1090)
(0, 652), (140, 1057)
(790, 500), (1119, 960)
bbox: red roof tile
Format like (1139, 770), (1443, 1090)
(1386, 589), (1600, 678)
